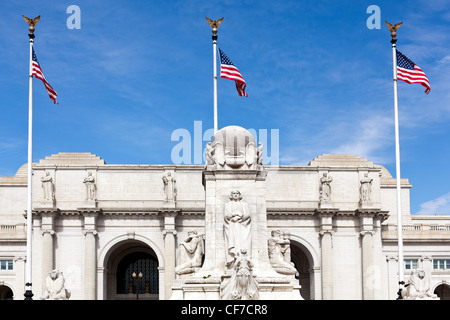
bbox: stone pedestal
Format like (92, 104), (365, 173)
(170, 126), (302, 300)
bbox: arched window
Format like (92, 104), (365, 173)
(434, 283), (450, 300)
(0, 285), (14, 300)
(116, 252), (159, 294)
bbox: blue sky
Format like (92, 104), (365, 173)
(0, 0), (449, 215)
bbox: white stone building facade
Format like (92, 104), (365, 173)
(1, 140), (449, 300)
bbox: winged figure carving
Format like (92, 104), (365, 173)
(23, 15), (40, 34)
(385, 21), (403, 39)
(205, 17), (224, 29)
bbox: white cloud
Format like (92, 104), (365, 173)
(416, 192), (450, 215)
(329, 114), (393, 164)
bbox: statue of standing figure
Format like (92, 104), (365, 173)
(224, 190), (252, 268)
(41, 172), (55, 201)
(359, 173), (373, 203)
(83, 171), (96, 200)
(319, 172), (332, 202)
(162, 172), (176, 201)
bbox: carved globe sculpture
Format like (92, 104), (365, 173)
(207, 126), (261, 170)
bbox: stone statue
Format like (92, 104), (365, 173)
(175, 230), (204, 275)
(319, 173), (332, 202)
(205, 126), (263, 170)
(268, 230), (296, 275)
(245, 142), (257, 168)
(402, 269), (439, 300)
(41, 172), (55, 201)
(40, 269), (71, 300)
(256, 142), (263, 166)
(359, 173), (373, 203)
(205, 142), (215, 165)
(83, 171), (96, 200)
(162, 172), (176, 201)
(224, 190), (252, 268)
(221, 249), (259, 300)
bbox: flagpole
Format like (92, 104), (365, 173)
(206, 17), (224, 135)
(387, 22), (405, 300)
(23, 15), (38, 300)
(213, 32), (218, 135)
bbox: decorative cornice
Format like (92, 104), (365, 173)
(160, 209), (180, 216)
(267, 208), (315, 216)
(356, 208), (382, 216)
(315, 208), (338, 216)
(79, 208), (102, 215)
(30, 208), (60, 216)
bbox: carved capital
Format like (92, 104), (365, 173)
(386, 255), (398, 262)
(83, 229), (98, 236)
(41, 229), (55, 236)
(162, 229), (178, 237)
(319, 229), (334, 237)
(359, 230), (375, 237)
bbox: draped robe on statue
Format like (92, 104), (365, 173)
(224, 193), (251, 267)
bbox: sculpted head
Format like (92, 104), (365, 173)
(271, 230), (283, 238)
(229, 190), (243, 201)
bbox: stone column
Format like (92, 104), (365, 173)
(360, 231), (375, 300)
(41, 230), (54, 284)
(82, 211), (98, 300)
(386, 255), (398, 300)
(162, 210), (178, 300)
(40, 211), (56, 289)
(317, 210), (335, 300)
(359, 210), (376, 300)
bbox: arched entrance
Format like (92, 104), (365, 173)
(434, 283), (450, 300)
(290, 240), (315, 300)
(0, 285), (13, 300)
(104, 239), (160, 300)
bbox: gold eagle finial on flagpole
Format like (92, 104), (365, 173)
(22, 15), (40, 34)
(206, 17), (224, 36)
(385, 21), (403, 40)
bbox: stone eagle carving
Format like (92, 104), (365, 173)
(22, 15), (40, 34)
(41, 269), (71, 300)
(205, 17), (224, 29)
(385, 21), (403, 39)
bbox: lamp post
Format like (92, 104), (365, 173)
(132, 272), (143, 300)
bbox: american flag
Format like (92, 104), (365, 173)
(32, 47), (58, 104)
(218, 48), (248, 97)
(396, 50), (430, 94)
